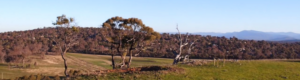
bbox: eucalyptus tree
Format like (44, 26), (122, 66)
(102, 16), (160, 68)
(52, 14), (79, 77)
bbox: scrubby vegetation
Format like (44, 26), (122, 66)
(15, 69), (81, 80)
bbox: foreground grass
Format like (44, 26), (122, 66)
(67, 53), (300, 80)
(75, 60), (300, 80)
(0, 53), (173, 79)
(2, 53), (300, 80)
(0, 64), (28, 79)
(168, 60), (300, 80)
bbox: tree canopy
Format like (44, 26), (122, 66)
(102, 16), (160, 68)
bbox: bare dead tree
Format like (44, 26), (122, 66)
(183, 39), (198, 62)
(171, 24), (189, 65)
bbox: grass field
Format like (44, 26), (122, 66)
(0, 53), (173, 79)
(168, 60), (300, 80)
(1, 53), (300, 80)
(87, 60), (300, 80)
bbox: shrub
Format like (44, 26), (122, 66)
(42, 76), (51, 80)
(68, 69), (82, 77)
(28, 74), (36, 80)
(54, 75), (60, 80)
(36, 74), (42, 80)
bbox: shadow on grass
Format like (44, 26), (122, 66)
(0, 63), (8, 66)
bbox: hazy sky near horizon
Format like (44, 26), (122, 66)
(0, 0), (300, 33)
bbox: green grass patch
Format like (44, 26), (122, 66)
(78, 60), (300, 80)
(67, 53), (300, 79)
(0, 63), (29, 79)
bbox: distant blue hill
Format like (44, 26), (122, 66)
(162, 30), (300, 42)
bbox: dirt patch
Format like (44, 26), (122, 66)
(66, 56), (106, 70)
(24, 55), (105, 76)
(26, 67), (65, 75)
(43, 60), (58, 64)
(89, 66), (184, 75)
(32, 55), (62, 65)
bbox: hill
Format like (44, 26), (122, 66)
(1, 27), (300, 65)
(191, 30), (300, 42)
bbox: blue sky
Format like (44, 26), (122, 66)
(0, 0), (299, 33)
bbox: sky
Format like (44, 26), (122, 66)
(0, 0), (300, 33)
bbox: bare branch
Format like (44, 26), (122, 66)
(187, 39), (198, 55)
(190, 39), (197, 47)
(184, 33), (189, 44)
(126, 38), (134, 43)
(176, 24), (181, 41)
(183, 43), (188, 46)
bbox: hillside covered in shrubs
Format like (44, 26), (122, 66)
(1, 27), (300, 63)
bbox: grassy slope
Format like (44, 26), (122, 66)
(1, 53), (300, 80)
(0, 64), (27, 79)
(84, 61), (300, 80)
(68, 53), (300, 80)
(0, 54), (107, 79)
(165, 61), (300, 80)
(66, 53), (174, 69)
(0, 53), (173, 79)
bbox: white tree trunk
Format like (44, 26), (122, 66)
(120, 55), (126, 69)
(172, 24), (189, 65)
(183, 55), (189, 62)
(173, 54), (181, 64)
(128, 54), (132, 68)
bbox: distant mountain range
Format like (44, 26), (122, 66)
(162, 30), (300, 42)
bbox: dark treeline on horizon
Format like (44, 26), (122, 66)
(1, 27), (300, 63)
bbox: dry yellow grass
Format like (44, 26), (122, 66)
(0, 54), (106, 79)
